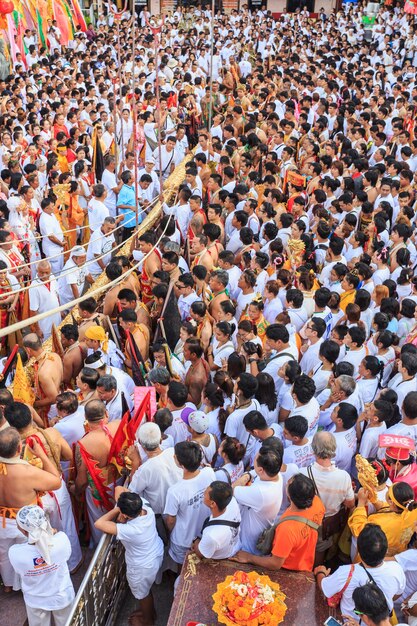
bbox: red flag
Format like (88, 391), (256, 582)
(108, 389), (154, 473)
(78, 440), (114, 511)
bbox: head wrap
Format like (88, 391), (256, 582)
(85, 326), (109, 353)
(387, 485), (413, 511)
(71, 245), (87, 258)
(16, 505), (54, 565)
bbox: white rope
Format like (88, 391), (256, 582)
(0, 207), (168, 339)
(7, 195), (159, 271)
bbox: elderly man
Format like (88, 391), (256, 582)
(58, 245), (94, 307)
(128, 422), (182, 516)
(71, 400), (121, 546)
(0, 428), (61, 592)
(96, 374), (133, 421)
(28, 260), (61, 340)
(9, 505), (75, 626)
(300, 431), (355, 564)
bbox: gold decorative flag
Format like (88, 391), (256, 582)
(13, 353), (35, 405)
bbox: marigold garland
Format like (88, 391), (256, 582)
(212, 570), (287, 626)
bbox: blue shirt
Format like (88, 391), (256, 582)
(117, 184), (140, 228)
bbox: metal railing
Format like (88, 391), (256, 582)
(64, 534), (128, 626)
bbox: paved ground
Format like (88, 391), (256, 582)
(115, 578), (175, 626)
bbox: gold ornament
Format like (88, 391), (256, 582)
(355, 454), (378, 504)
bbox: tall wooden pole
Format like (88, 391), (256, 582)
(131, 0), (139, 227)
(207, 0), (215, 132)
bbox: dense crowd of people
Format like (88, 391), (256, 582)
(2, 1), (417, 626)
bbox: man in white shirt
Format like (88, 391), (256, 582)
(86, 217), (116, 278)
(38, 197), (65, 276)
(101, 154), (123, 217)
(300, 318), (326, 375)
(95, 491), (164, 626)
(234, 445), (283, 555)
(96, 375), (133, 422)
(330, 402), (358, 472)
(9, 505), (75, 626)
(164, 441), (215, 567)
(249, 324), (298, 393)
(177, 273), (199, 321)
(319, 524), (405, 620)
(388, 352), (417, 412)
(129, 423), (182, 515)
(29, 260), (61, 341)
(87, 184), (110, 232)
(192, 481), (241, 560)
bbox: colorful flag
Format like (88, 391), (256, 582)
(108, 389), (154, 473)
(13, 353), (35, 404)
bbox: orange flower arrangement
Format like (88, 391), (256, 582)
(212, 570), (287, 626)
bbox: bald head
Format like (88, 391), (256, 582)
(84, 399), (106, 422)
(0, 427), (20, 458)
(37, 260), (50, 271)
(312, 431), (336, 460)
(22, 333), (42, 351)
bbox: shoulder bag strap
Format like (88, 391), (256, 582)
(307, 464), (320, 499)
(275, 514), (320, 531)
(217, 467), (232, 485)
(266, 351), (295, 365)
(204, 519), (241, 529)
(360, 563), (377, 585)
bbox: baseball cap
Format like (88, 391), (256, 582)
(188, 410), (209, 434)
(180, 407), (194, 426)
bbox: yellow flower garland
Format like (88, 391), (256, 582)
(212, 571), (287, 626)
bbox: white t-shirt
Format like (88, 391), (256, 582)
(117, 503), (164, 570)
(165, 403), (196, 445)
(8, 532), (75, 610)
(129, 447), (183, 514)
(343, 346), (367, 378)
(234, 476), (283, 555)
(198, 497), (241, 559)
(299, 462), (354, 516)
(332, 427), (357, 472)
(395, 549), (417, 602)
(101, 168), (118, 216)
(88, 198), (110, 232)
(289, 397), (321, 438)
(29, 277), (61, 339)
(86, 228), (115, 276)
(39, 211), (64, 257)
(164, 466), (216, 564)
(356, 377), (380, 404)
(215, 461), (244, 484)
(359, 423), (386, 458)
(224, 399), (261, 464)
(58, 258), (88, 306)
(283, 438), (314, 468)
(321, 561), (406, 619)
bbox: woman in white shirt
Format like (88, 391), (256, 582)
(371, 246), (390, 286)
(254, 372), (278, 426)
(356, 356), (382, 404)
(215, 436), (245, 484)
(207, 321), (235, 373)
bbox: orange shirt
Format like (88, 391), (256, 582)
(271, 496), (325, 571)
